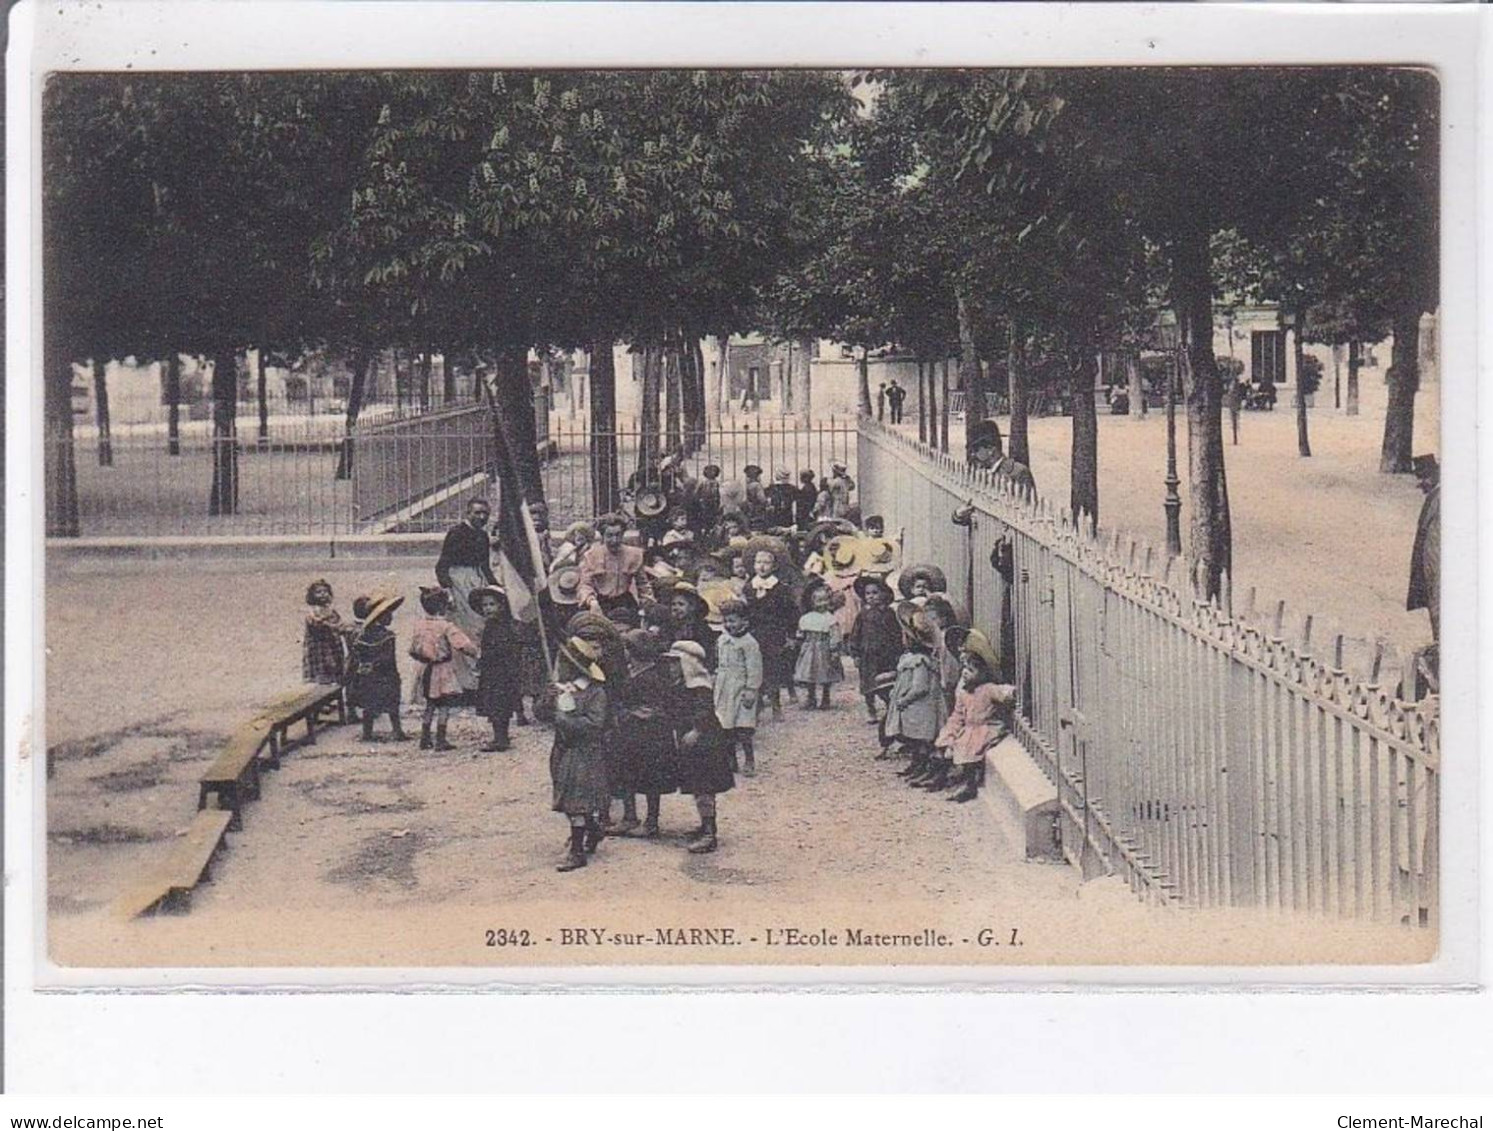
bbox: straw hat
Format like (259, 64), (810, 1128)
(634, 486), (668, 518)
(698, 579), (738, 623)
(824, 535), (862, 576)
(952, 627), (999, 676)
(548, 565), (583, 605)
(861, 538), (897, 571)
(467, 585), (510, 615)
(558, 636), (607, 682)
(831, 459), (848, 474)
(660, 579), (709, 620)
(773, 468), (792, 483)
(563, 521), (595, 545)
(363, 591), (405, 625)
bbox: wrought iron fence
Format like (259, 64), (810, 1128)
(859, 419), (1439, 926)
(46, 392), (857, 538)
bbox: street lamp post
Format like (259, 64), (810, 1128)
(1164, 345), (1183, 558)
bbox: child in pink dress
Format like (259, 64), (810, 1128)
(933, 629), (1016, 802)
(409, 586), (479, 751)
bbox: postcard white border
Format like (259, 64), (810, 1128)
(6, 0), (1488, 1092)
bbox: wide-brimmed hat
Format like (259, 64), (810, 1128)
(773, 468), (792, 483)
(548, 565), (583, 605)
(907, 610), (941, 650)
(634, 486), (668, 518)
(742, 533), (791, 573)
(660, 579), (710, 619)
(831, 460), (848, 474)
(824, 535), (862, 575)
(853, 573), (895, 603)
(862, 537), (897, 571)
(948, 626), (999, 676)
(563, 521), (595, 545)
(467, 585), (511, 615)
(698, 579), (738, 623)
(362, 591), (405, 625)
(558, 636), (607, 682)
(898, 563), (948, 597)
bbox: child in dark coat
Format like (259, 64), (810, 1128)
(670, 640), (735, 853)
(347, 593), (408, 742)
(470, 587), (521, 752)
(846, 574), (903, 727)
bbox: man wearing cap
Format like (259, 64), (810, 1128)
(967, 419), (1035, 685)
(967, 419), (1036, 499)
(578, 514), (654, 623)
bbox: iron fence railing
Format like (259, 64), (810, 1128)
(859, 419), (1439, 926)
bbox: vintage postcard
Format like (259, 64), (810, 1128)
(12, 2), (1479, 987)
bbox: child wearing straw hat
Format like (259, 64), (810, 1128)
(933, 628), (1015, 803)
(347, 592), (408, 743)
(887, 611), (950, 783)
(670, 640), (735, 853)
(410, 586), (480, 751)
(551, 636), (611, 872)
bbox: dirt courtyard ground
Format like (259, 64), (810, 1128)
(40, 382), (1437, 971)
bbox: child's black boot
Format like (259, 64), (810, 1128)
(557, 825), (587, 872)
(434, 721), (455, 751)
(419, 723), (433, 750)
(687, 817), (718, 854)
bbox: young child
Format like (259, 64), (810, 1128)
(347, 593), (408, 742)
(303, 579), (352, 686)
(409, 586), (479, 751)
(611, 629), (682, 837)
(663, 580), (717, 670)
(846, 574), (904, 727)
(744, 543), (797, 720)
(923, 594), (962, 713)
(886, 611), (950, 783)
(934, 629), (1016, 803)
(794, 581), (844, 710)
(727, 552), (750, 598)
(551, 636), (611, 872)
(470, 586), (520, 752)
(714, 598), (762, 776)
(660, 507), (696, 548)
(670, 640), (735, 852)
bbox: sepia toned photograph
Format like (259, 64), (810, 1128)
(35, 59), (1447, 974)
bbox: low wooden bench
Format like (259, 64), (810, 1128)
(111, 808), (235, 919)
(249, 685), (346, 768)
(198, 722), (270, 829)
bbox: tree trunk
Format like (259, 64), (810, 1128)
(926, 355), (939, 449)
(714, 335), (729, 424)
(589, 340), (621, 514)
(208, 350), (240, 517)
(418, 348), (432, 412)
(45, 336), (80, 536)
(689, 338), (708, 448)
(664, 343), (683, 455)
(256, 350), (270, 447)
(1380, 304), (1420, 473)
(1346, 339), (1361, 416)
(335, 349), (369, 480)
(1172, 228), (1231, 599)
(1332, 343), (1342, 410)
(91, 359), (113, 467)
(1068, 350), (1099, 529)
(958, 289), (986, 461)
(1293, 309), (1311, 458)
(940, 359), (950, 451)
(490, 342), (545, 504)
(442, 351), (456, 402)
(1007, 321), (1031, 467)
(165, 354), (182, 456)
(638, 345), (662, 476)
(916, 359), (927, 444)
(857, 348), (872, 416)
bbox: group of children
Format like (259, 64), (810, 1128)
(299, 472), (1018, 872)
